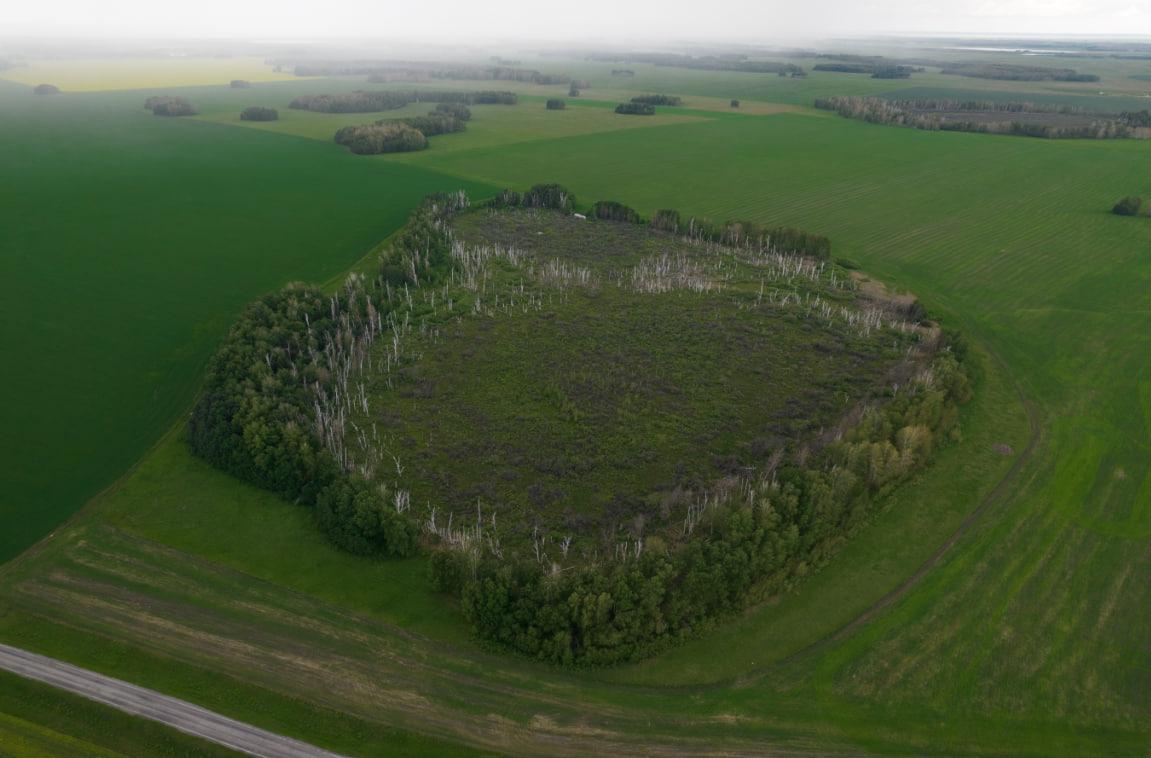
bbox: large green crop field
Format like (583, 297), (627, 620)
(2, 51), (1151, 755)
(0, 79), (492, 562)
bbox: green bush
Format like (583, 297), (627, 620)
(240, 106), (278, 121)
(592, 200), (640, 222)
(1112, 196), (1144, 216)
(334, 122), (428, 154)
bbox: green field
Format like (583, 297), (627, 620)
(2, 52), (1151, 755)
(0, 79), (492, 562)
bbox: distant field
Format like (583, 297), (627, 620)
(0, 57), (302, 91)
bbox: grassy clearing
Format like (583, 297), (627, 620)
(0, 57), (303, 91)
(0, 84), (493, 562)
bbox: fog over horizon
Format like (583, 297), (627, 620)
(3, 0), (1151, 45)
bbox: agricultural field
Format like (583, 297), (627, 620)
(1, 42), (1151, 756)
(0, 78), (493, 562)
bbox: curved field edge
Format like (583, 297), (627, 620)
(0, 333), (1068, 755)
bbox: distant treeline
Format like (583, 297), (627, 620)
(813, 63), (923, 79)
(940, 62), (1099, 82)
(145, 96), (197, 116)
(334, 104), (470, 154)
(814, 96), (1139, 139)
(588, 51), (805, 77)
(290, 90), (517, 113)
(631, 94), (682, 106)
(615, 102), (655, 115)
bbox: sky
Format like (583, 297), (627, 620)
(3, 0), (1151, 42)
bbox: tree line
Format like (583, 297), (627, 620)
(814, 96), (1137, 139)
(333, 103), (470, 154)
(813, 63), (922, 79)
(188, 192), (472, 556)
(291, 90), (516, 114)
(615, 102), (655, 115)
(240, 106), (278, 121)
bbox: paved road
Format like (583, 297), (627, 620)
(0, 642), (346, 757)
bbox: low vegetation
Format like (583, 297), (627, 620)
(240, 105), (278, 121)
(589, 51), (805, 76)
(815, 96), (1140, 139)
(814, 63), (922, 79)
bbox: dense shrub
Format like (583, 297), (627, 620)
(592, 200), (640, 223)
(240, 106), (279, 121)
(815, 96), (1134, 140)
(1112, 196), (1144, 216)
(33, 83), (60, 95)
(522, 183), (576, 211)
(632, 94), (682, 106)
(546, 99), (566, 110)
(292, 90), (517, 114)
(315, 477), (419, 557)
(334, 122), (428, 154)
(615, 102), (655, 116)
(434, 102), (472, 121)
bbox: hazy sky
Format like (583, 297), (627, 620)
(4, 0), (1151, 41)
